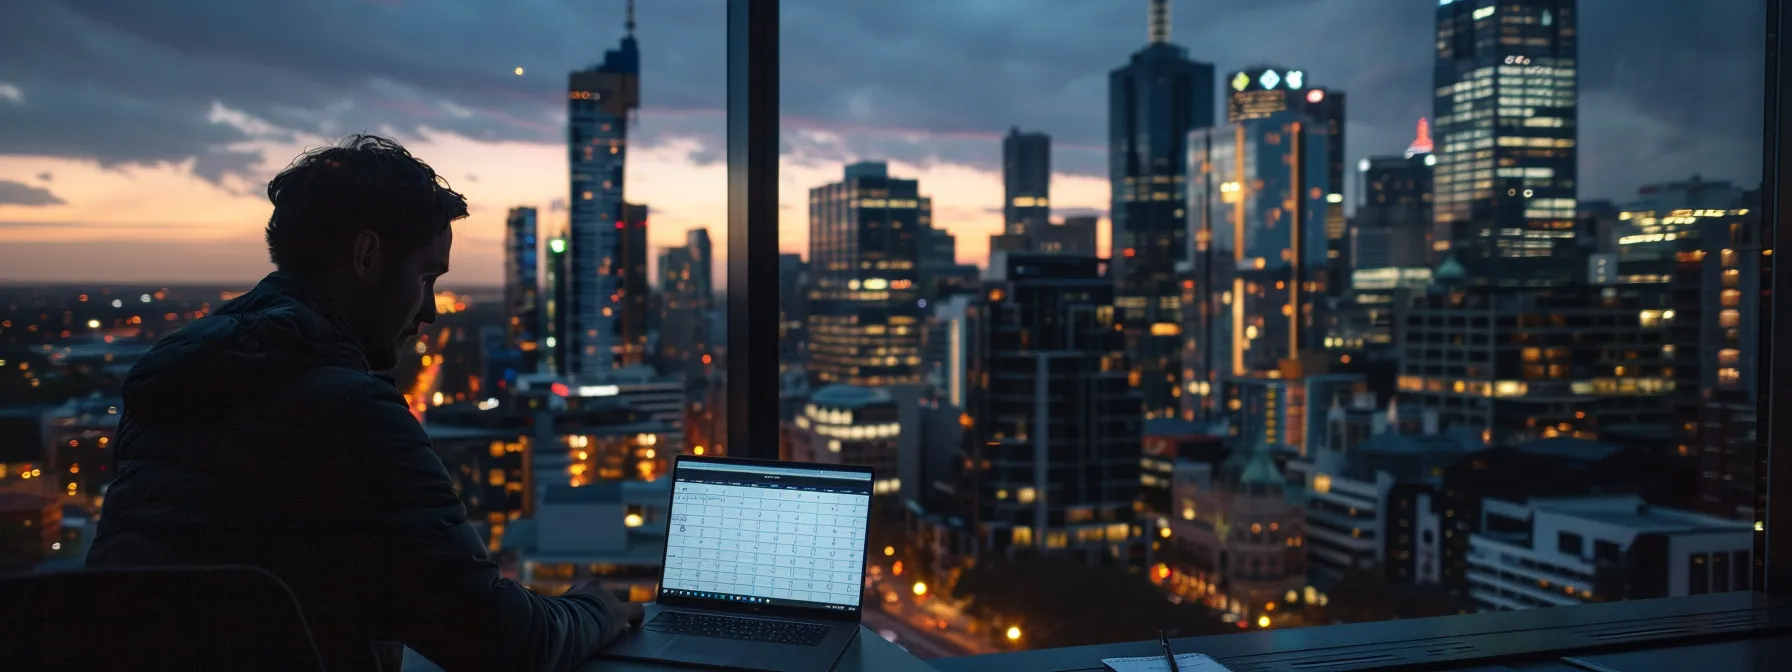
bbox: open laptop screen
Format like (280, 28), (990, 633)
(659, 459), (872, 614)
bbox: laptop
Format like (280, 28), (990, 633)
(600, 455), (874, 671)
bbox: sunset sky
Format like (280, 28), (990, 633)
(0, 0), (1766, 287)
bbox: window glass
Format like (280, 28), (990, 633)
(775, 0), (1767, 654)
(0, 1), (727, 604)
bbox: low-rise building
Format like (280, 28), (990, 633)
(1466, 496), (1751, 611)
(1159, 444), (1308, 627)
(501, 479), (672, 603)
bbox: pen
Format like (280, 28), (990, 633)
(1158, 630), (1182, 672)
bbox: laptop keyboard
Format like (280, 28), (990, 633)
(645, 611), (832, 646)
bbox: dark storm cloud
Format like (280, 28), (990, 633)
(0, 0), (723, 180)
(0, 180), (66, 207)
(0, 0), (1767, 201)
(778, 0), (1765, 200)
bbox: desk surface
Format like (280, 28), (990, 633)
(577, 626), (938, 672)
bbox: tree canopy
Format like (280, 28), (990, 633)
(953, 551), (1231, 649)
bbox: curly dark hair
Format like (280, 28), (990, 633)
(264, 133), (468, 277)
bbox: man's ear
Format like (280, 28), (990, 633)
(351, 230), (385, 280)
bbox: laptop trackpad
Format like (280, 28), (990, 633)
(650, 636), (739, 668)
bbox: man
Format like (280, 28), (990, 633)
(88, 134), (641, 671)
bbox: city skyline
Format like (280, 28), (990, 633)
(0, 0), (1765, 285)
(0, 0), (1782, 654)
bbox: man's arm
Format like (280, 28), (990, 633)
(339, 382), (625, 672)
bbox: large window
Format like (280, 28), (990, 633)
(4, 0), (1783, 665)
(0, 0), (727, 595)
(768, 0), (1772, 656)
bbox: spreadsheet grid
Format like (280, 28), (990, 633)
(662, 481), (871, 605)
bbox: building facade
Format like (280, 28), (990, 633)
(1223, 65), (1347, 296)
(617, 202), (650, 367)
(1219, 363), (1366, 457)
(566, 20), (640, 379)
(786, 385), (904, 497)
(1354, 144), (1436, 272)
(1003, 128), (1051, 243)
(1466, 496), (1751, 611)
(1110, 0), (1216, 419)
(1159, 446), (1308, 628)
(1432, 0), (1580, 287)
(806, 162), (928, 387)
(1396, 287), (1672, 446)
(1036, 215), (1099, 256)
(1184, 109), (1332, 420)
(954, 253), (1144, 564)
(545, 235), (571, 375)
(504, 207), (542, 359)
(656, 229), (714, 378)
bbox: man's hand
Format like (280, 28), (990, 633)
(567, 579), (645, 643)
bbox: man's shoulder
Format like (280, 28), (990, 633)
(269, 364), (412, 422)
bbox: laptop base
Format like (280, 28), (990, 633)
(601, 603), (859, 672)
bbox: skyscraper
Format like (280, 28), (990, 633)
(684, 228), (713, 299)
(806, 162), (928, 387)
(1329, 127), (1437, 368)
(1433, 0), (1579, 286)
(1224, 66), (1347, 294)
(778, 254), (810, 376)
(1184, 94), (1331, 419)
(920, 225), (957, 300)
(656, 228), (713, 376)
(617, 202), (650, 367)
(1110, 0), (1216, 419)
(1306, 88), (1348, 296)
(504, 207), (542, 357)
(1036, 215), (1099, 256)
(1002, 128), (1051, 242)
(955, 252), (1143, 562)
(545, 234), (571, 376)
(1615, 178), (1759, 518)
(1354, 123), (1437, 271)
(565, 3), (641, 379)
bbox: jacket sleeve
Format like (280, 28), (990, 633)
(337, 381), (621, 672)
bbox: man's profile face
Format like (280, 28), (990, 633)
(363, 228), (452, 372)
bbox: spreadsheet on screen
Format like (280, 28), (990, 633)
(662, 465), (871, 608)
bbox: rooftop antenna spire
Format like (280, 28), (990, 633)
(1405, 117), (1434, 158)
(626, 0), (636, 37)
(1149, 0), (1170, 44)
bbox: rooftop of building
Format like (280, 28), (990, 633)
(541, 479), (670, 506)
(1352, 426), (1485, 456)
(809, 384), (895, 409)
(1528, 496), (1750, 534)
(1511, 437), (1626, 463)
(1142, 417), (1213, 437)
(498, 519), (667, 565)
(423, 399), (674, 438)
(420, 423), (515, 442)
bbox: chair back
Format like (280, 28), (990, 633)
(0, 565), (327, 672)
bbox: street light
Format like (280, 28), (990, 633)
(1005, 626), (1022, 641)
(884, 546), (895, 556)
(912, 581), (927, 597)
(1257, 615), (1272, 628)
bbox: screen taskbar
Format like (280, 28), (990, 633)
(660, 587), (858, 612)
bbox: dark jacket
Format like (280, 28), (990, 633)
(87, 272), (619, 672)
